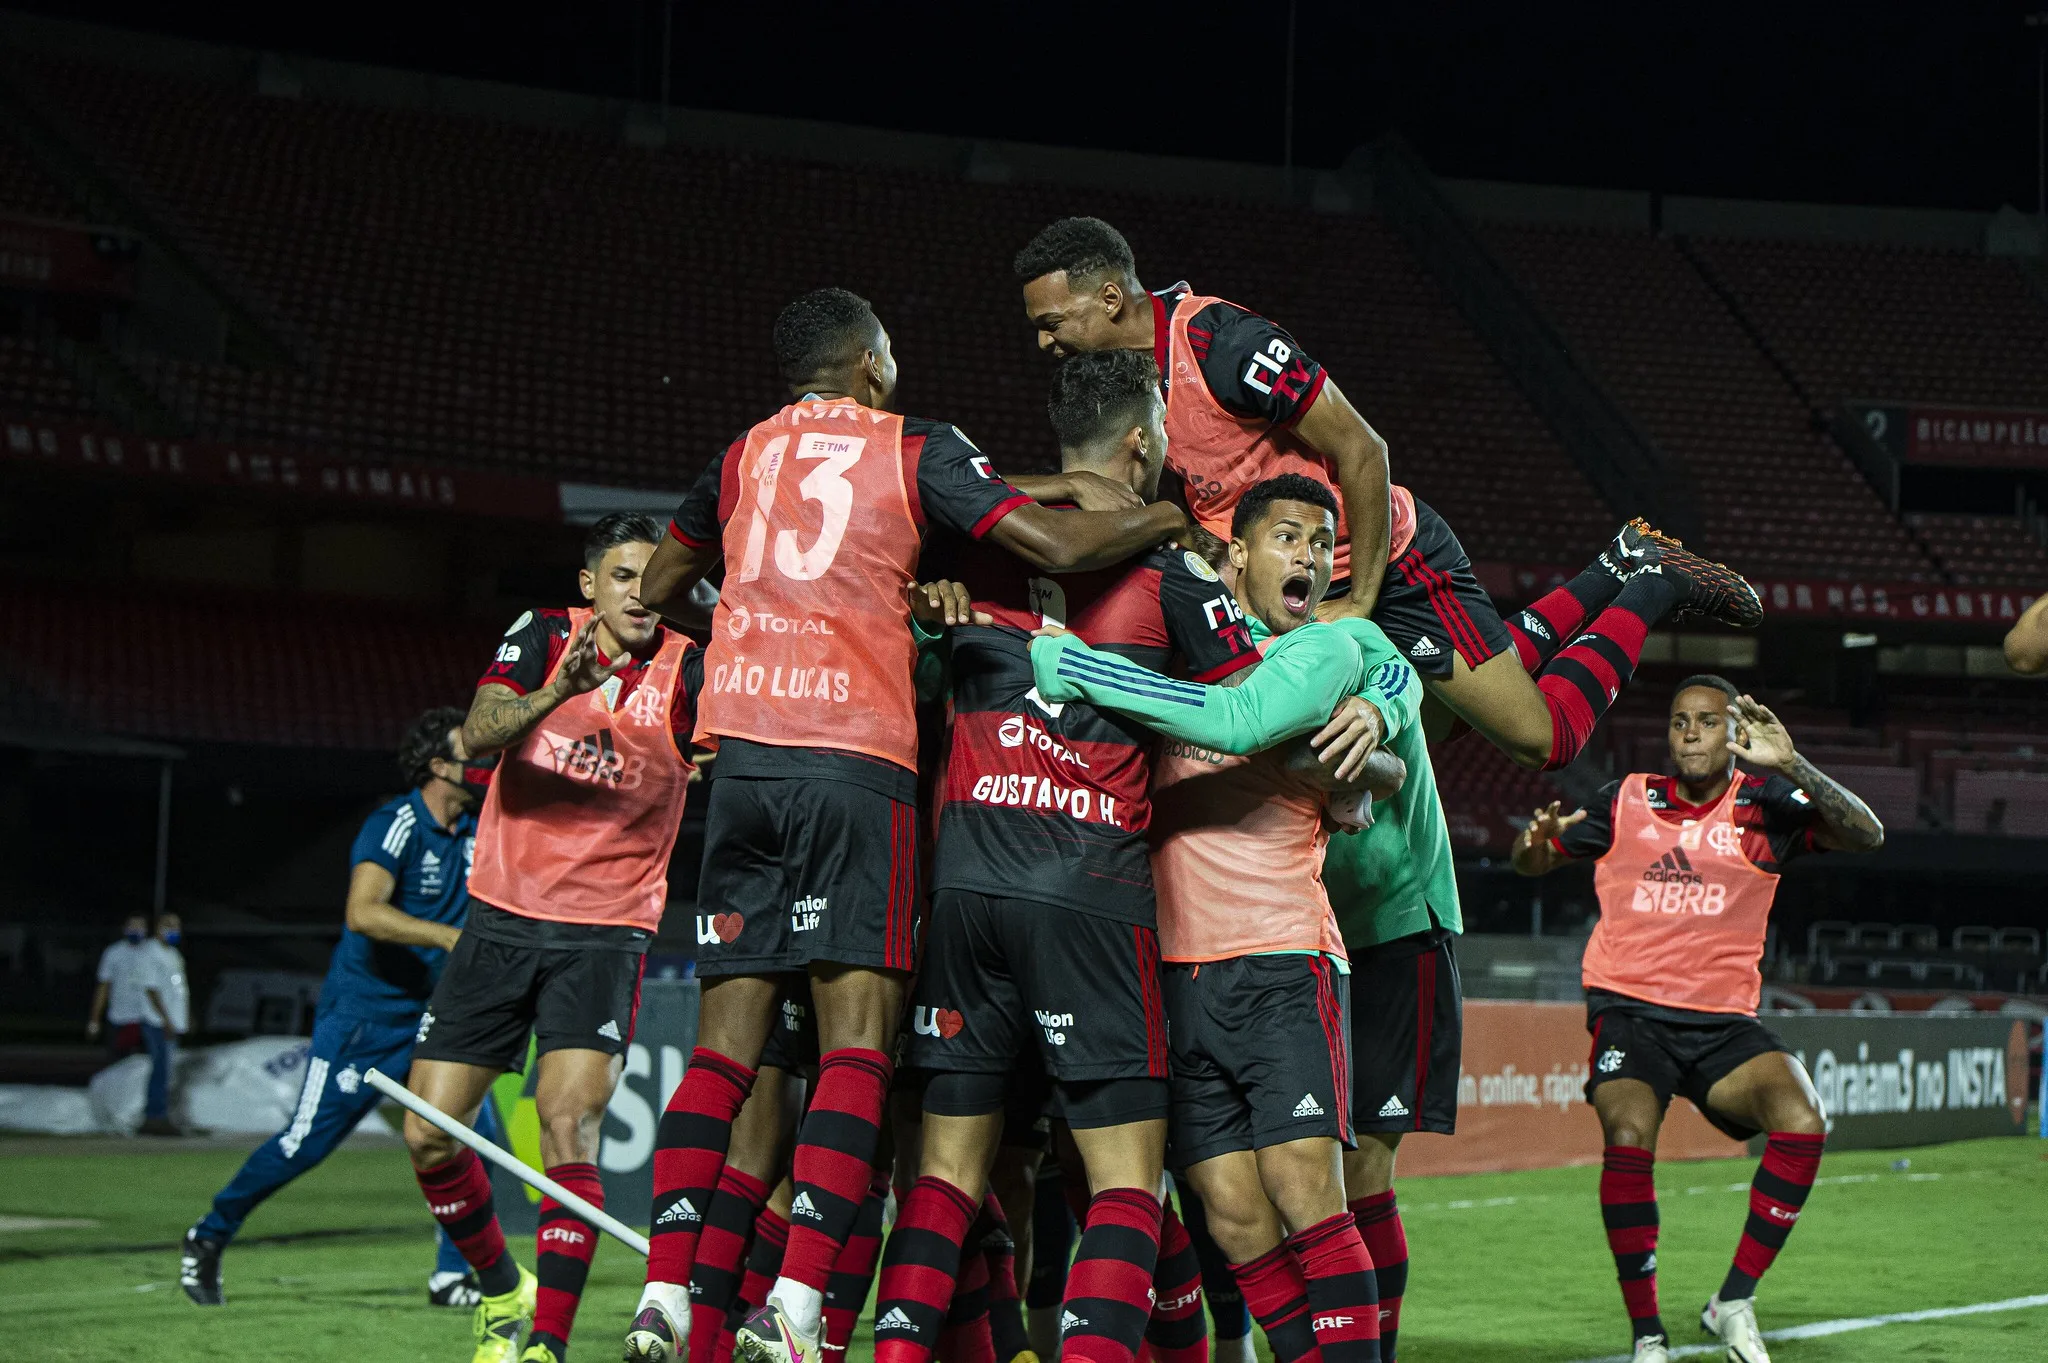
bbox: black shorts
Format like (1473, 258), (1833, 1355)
(758, 977), (819, 1072)
(1340, 497), (1512, 681)
(695, 775), (920, 977)
(904, 889), (1169, 1084)
(1584, 999), (1790, 1141)
(1165, 954), (1353, 1166)
(413, 921), (645, 1073)
(1350, 928), (1463, 1135)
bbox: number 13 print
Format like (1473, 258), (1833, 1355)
(734, 432), (868, 583)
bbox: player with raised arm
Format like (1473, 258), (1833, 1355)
(181, 708), (501, 1311)
(1511, 675), (1884, 1363)
(1015, 216), (1765, 774)
(400, 513), (706, 1363)
(623, 289), (1190, 1363)
(1031, 474), (1426, 1363)
(868, 348), (1256, 1363)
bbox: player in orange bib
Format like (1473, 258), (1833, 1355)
(1512, 675), (1884, 1363)
(1015, 217), (1765, 777)
(400, 513), (706, 1363)
(625, 288), (1192, 1363)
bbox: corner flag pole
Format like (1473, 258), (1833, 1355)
(364, 1067), (650, 1257)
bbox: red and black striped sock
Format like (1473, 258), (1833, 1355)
(1721, 1132), (1825, 1301)
(1145, 1197), (1208, 1363)
(975, 1194), (1032, 1363)
(722, 1205), (790, 1363)
(1060, 1186), (1162, 1363)
(648, 1047), (757, 1287)
(531, 1161), (602, 1349)
(414, 1148), (519, 1296)
(1286, 1213), (1379, 1363)
(1348, 1193), (1406, 1362)
(1601, 1146), (1663, 1342)
(873, 1175), (980, 1363)
(939, 1238), (998, 1363)
(1504, 562), (1627, 671)
(778, 1048), (894, 1309)
(823, 1167), (893, 1354)
(1229, 1244), (1321, 1363)
(692, 1166), (772, 1353)
(1532, 572), (1681, 769)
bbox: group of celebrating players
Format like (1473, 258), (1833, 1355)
(180, 217), (1888, 1363)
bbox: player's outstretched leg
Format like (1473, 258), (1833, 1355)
(822, 1167), (894, 1354)
(633, 972), (773, 1363)
(404, 1060), (536, 1363)
(1502, 519), (1659, 672)
(737, 967), (904, 1363)
(1697, 1056), (1828, 1363)
(1177, 1189), (1253, 1363)
(1144, 1193), (1209, 1363)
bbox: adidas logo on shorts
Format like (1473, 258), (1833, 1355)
(791, 1191), (821, 1220)
(1408, 635), (1442, 660)
(876, 1307), (914, 1332)
(1378, 1094), (1411, 1118)
(655, 1197), (699, 1226)
(597, 1019), (622, 1042)
(1292, 1093), (1325, 1118)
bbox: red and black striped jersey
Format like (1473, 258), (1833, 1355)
(928, 528), (1258, 925)
(1150, 284), (1328, 428)
(1557, 771), (1826, 875)
(477, 607), (706, 746)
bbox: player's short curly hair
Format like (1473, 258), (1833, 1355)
(1047, 349), (1161, 450)
(582, 511), (663, 569)
(772, 287), (882, 387)
(1231, 473), (1339, 541)
(398, 706), (469, 789)
(1675, 673), (1741, 706)
(1014, 217), (1138, 287)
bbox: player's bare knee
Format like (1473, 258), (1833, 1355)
(404, 1113), (459, 1170)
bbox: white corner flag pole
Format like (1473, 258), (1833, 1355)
(365, 1067), (650, 1257)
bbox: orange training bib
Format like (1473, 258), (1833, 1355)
(695, 398), (922, 772)
(468, 608), (694, 933)
(1582, 773), (1781, 1015)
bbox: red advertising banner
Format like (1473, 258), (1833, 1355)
(1903, 403), (2048, 469)
(1475, 561), (2036, 629)
(1395, 1001), (1742, 1177)
(0, 212), (139, 298)
(2, 415), (561, 521)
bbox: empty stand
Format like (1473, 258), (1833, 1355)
(0, 129), (77, 220)
(1483, 223), (1937, 581)
(0, 579), (494, 748)
(1904, 512), (2048, 587)
(19, 57), (1609, 563)
(1695, 236), (2048, 411)
(0, 335), (88, 418)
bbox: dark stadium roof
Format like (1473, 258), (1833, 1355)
(7, 0), (2041, 215)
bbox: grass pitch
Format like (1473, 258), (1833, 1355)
(3, 1133), (2045, 1362)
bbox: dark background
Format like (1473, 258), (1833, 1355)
(20, 0), (2047, 213)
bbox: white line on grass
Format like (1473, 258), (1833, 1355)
(1569, 1292), (2048, 1362)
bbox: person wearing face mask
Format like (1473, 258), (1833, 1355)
(89, 912), (185, 1135)
(182, 706), (500, 1311)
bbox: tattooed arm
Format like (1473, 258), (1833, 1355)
(1728, 695), (1885, 852)
(462, 619), (629, 759)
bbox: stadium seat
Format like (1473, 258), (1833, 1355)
(1952, 925), (1996, 952)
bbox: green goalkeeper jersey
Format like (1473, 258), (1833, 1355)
(1031, 612), (1459, 949)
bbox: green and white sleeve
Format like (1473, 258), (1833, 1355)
(1029, 626), (1364, 755)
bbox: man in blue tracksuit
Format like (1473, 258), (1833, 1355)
(182, 707), (503, 1308)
